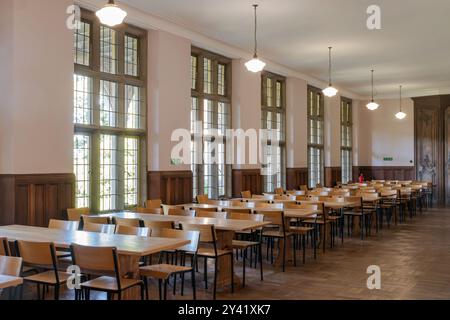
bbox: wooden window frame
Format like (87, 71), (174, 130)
(341, 97), (353, 184)
(73, 9), (147, 212)
(307, 85), (325, 188)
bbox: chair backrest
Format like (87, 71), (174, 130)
(222, 207), (252, 214)
(182, 224), (216, 244)
(82, 222), (116, 234)
(71, 244), (118, 277)
(135, 207), (162, 215)
(284, 203), (319, 211)
(160, 228), (200, 253)
(0, 237), (10, 256)
(228, 212), (264, 222)
(257, 211), (285, 229)
(67, 208), (90, 222)
(299, 185), (309, 192)
(196, 194), (209, 204)
(309, 191), (329, 196)
(381, 190), (397, 197)
(16, 240), (57, 269)
(241, 190), (252, 199)
(48, 219), (79, 231)
(196, 211), (227, 219)
(274, 187), (284, 195)
(82, 215), (110, 225)
(115, 225), (150, 237)
(144, 220), (175, 237)
(0, 256), (23, 277)
(254, 202), (275, 208)
(113, 217), (143, 227)
(145, 199), (162, 209)
(168, 208), (196, 217)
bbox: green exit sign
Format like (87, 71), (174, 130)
(383, 157), (394, 161)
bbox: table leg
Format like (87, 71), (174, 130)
(215, 230), (240, 290)
(118, 254), (141, 300)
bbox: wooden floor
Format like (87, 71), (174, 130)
(6, 207), (450, 300)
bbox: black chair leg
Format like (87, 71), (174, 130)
(192, 269), (197, 300)
(213, 259), (218, 300)
(259, 243), (264, 281)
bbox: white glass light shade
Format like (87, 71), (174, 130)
(366, 101), (380, 111)
(395, 111), (407, 120)
(245, 57), (266, 73)
(322, 86), (338, 97)
(96, 3), (127, 27)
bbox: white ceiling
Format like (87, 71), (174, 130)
(120, 0), (450, 98)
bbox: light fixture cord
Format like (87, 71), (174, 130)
(399, 85), (402, 112)
(253, 4), (258, 57)
(328, 47), (332, 86)
(371, 70), (374, 101)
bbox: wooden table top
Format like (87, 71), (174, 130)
(103, 212), (271, 232)
(0, 275), (23, 289)
(298, 200), (359, 209)
(0, 225), (189, 257)
(254, 208), (319, 218)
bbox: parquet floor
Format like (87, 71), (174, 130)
(6, 207), (450, 300)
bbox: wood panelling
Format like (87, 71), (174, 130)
(0, 174), (74, 227)
(232, 169), (262, 197)
(413, 95), (450, 205)
(147, 171), (193, 205)
(286, 168), (308, 190)
(325, 167), (341, 187)
(353, 166), (415, 181)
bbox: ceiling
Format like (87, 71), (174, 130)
(121, 0), (450, 98)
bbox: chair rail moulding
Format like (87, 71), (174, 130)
(147, 171), (193, 205)
(0, 173), (75, 227)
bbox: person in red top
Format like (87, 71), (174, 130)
(359, 173), (364, 183)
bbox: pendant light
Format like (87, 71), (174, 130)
(322, 46), (338, 97)
(366, 69), (380, 110)
(96, 0), (127, 27)
(395, 85), (407, 120)
(245, 4), (266, 73)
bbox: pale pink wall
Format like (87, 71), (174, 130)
(231, 59), (262, 170)
(147, 30), (191, 172)
(356, 98), (415, 166)
(0, 0), (74, 174)
(286, 77), (308, 168)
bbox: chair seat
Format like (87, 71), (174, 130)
(56, 251), (71, 258)
(343, 211), (369, 216)
(289, 226), (314, 234)
(24, 271), (70, 285)
(302, 219), (331, 225)
(197, 247), (232, 258)
(232, 240), (259, 249)
(262, 230), (293, 238)
(80, 276), (142, 292)
(139, 264), (192, 280)
(327, 216), (342, 221)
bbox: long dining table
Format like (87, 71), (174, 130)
(102, 211), (271, 289)
(0, 224), (190, 299)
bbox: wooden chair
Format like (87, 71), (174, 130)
(241, 190), (252, 199)
(81, 215), (111, 225)
(300, 185), (309, 192)
(67, 208), (90, 222)
(0, 255), (23, 299)
(189, 206), (217, 212)
(135, 207), (162, 215)
(380, 190), (398, 227)
(140, 229), (200, 300)
(82, 222), (116, 234)
(222, 207), (252, 214)
(229, 212), (264, 287)
(48, 219), (79, 231)
(48, 220), (80, 259)
(258, 210), (295, 272)
(274, 187), (284, 196)
(196, 211), (227, 219)
(343, 197), (370, 240)
(115, 225), (150, 237)
(144, 221), (175, 237)
(145, 199), (162, 209)
(15, 240), (70, 300)
(113, 217), (143, 227)
(302, 202), (335, 252)
(168, 208), (196, 217)
(1, 237), (10, 256)
(196, 195), (209, 204)
(181, 223), (234, 300)
(70, 244), (145, 300)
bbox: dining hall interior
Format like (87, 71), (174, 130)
(1, 0), (450, 301)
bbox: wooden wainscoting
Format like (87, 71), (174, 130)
(0, 174), (74, 227)
(232, 169), (262, 198)
(325, 167), (342, 187)
(286, 168), (308, 190)
(147, 171), (193, 205)
(353, 166), (415, 181)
